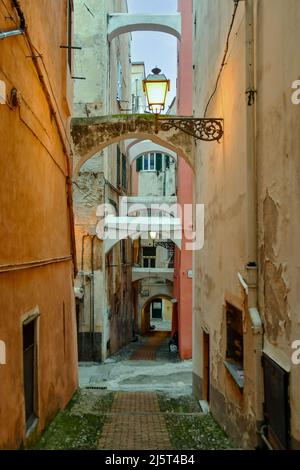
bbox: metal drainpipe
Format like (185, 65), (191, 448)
(91, 235), (96, 360)
(0, 29), (23, 39)
(245, 0), (264, 433)
(0, 0), (25, 40)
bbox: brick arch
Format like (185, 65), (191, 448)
(71, 115), (194, 175)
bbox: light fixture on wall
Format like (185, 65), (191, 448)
(143, 68), (170, 115)
(149, 231), (158, 241)
(142, 67), (223, 142)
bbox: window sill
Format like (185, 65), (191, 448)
(224, 360), (244, 390)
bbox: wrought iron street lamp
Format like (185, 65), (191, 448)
(143, 67), (170, 115)
(142, 67), (224, 142)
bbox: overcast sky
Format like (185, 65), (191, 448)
(127, 0), (178, 109)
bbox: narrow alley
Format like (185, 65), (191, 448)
(34, 332), (232, 451)
(1, 0), (300, 457)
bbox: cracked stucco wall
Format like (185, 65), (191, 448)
(192, 0), (300, 449)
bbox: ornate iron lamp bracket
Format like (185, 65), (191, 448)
(156, 116), (224, 142)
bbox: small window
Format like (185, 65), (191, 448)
(143, 247), (156, 268)
(226, 303), (243, 364)
(224, 303), (244, 389)
(136, 153), (171, 172)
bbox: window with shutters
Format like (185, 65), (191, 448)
(135, 153), (166, 172)
(143, 247), (156, 268)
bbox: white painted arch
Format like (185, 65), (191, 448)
(108, 13), (181, 42)
(132, 268), (174, 283)
(128, 140), (177, 165)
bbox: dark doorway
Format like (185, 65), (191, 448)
(23, 320), (36, 429)
(203, 331), (210, 402)
(262, 353), (290, 449)
(151, 299), (162, 319)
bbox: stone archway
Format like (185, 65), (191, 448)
(107, 13), (181, 42)
(71, 115), (195, 174)
(141, 294), (174, 335)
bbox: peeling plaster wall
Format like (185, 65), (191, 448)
(256, 0), (300, 448)
(193, 0), (300, 449)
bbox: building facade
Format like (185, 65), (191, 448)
(192, 0), (300, 450)
(72, 0), (133, 361)
(131, 149), (177, 334)
(0, 0), (77, 449)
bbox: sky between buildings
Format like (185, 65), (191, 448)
(127, 0), (178, 109)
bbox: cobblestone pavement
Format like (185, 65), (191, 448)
(129, 332), (169, 360)
(34, 389), (233, 450)
(98, 392), (171, 450)
(33, 334), (233, 450)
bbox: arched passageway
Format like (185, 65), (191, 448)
(71, 115), (194, 174)
(140, 294), (173, 336)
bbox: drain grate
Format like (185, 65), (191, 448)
(85, 386), (107, 390)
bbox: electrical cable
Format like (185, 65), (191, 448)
(203, 0), (241, 117)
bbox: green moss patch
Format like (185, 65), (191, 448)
(164, 413), (233, 450)
(33, 390), (115, 450)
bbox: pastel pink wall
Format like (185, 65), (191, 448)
(172, 0), (193, 360)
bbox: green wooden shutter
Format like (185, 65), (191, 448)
(165, 155), (170, 169)
(156, 153), (162, 172)
(117, 146), (121, 186)
(122, 154), (126, 190)
(136, 156), (143, 172)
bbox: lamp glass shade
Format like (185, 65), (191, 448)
(143, 70), (170, 114)
(149, 231), (157, 240)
